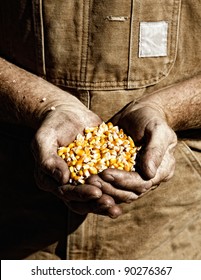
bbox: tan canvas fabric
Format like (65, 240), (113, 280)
(0, 0), (199, 90)
(0, 0), (201, 259)
(0, 126), (200, 260)
(67, 142), (201, 260)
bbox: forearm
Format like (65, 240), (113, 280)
(138, 75), (201, 131)
(0, 58), (83, 129)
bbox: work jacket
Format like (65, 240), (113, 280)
(0, 0), (200, 91)
(0, 0), (201, 260)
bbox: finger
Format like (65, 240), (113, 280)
(86, 174), (139, 203)
(32, 134), (70, 185)
(150, 149), (176, 185)
(66, 194), (123, 218)
(40, 154), (70, 185)
(139, 121), (177, 179)
(34, 167), (102, 202)
(100, 169), (153, 195)
(57, 183), (102, 202)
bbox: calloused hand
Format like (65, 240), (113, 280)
(31, 102), (121, 218)
(86, 101), (177, 202)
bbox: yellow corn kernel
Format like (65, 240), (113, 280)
(106, 160), (110, 167)
(110, 158), (117, 165)
(69, 166), (75, 173)
(92, 128), (98, 135)
(107, 122), (113, 129)
(83, 164), (90, 170)
(69, 150), (75, 157)
(118, 162), (124, 168)
(128, 136), (135, 147)
(129, 148), (136, 155)
(83, 169), (90, 178)
(125, 161), (133, 170)
(75, 148), (85, 157)
(89, 138), (96, 145)
(75, 159), (83, 170)
(70, 171), (77, 179)
(89, 166), (98, 175)
(68, 159), (77, 166)
(78, 170), (84, 177)
(83, 156), (91, 163)
(74, 175), (81, 181)
(100, 148), (110, 155)
(58, 122), (139, 185)
(125, 151), (132, 160)
(84, 146), (91, 155)
(68, 142), (75, 149)
(117, 166), (124, 170)
(58, 148), (66, 157)
(92, 153), (101, 160)
(78, 178), (85, 184)
(113, 163), (119, 168)
(84, 126), (96, 134)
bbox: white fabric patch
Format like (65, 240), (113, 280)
(139, 21), (168, 57)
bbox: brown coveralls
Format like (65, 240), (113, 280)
(0, 0), (201, 259)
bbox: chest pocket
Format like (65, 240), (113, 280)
(31, 0), (181, 91)
(127, 0), (181, 88)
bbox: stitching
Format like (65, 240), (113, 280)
(80, 1), (85, 80)
(48, 67), (172, 85)
(179, 141), (201, 177)
(127, 0), (135, 87)
(32, 0), (46, 77)
(80, 0), (90, 81)
(139, 21), (168, 57)
(105, 16), (129, 22)
(39, 0), (46, 76)
(85, 0), (91, 82)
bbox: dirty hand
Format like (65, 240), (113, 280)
(86, 100), (177, 203)
(31, 101), (121, 218)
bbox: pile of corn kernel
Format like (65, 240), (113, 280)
(57, 122), (139, 185)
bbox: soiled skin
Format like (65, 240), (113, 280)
(0, 57), (201, 218)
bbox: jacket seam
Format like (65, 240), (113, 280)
(179, 141), (201, 177)
(32, 0), (46, 77)
(39, 0), (46, 77)
(80, 0), (91, 81)
(127, 0), (135, 87)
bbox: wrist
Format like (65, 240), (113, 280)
(0, 58), (86, 129)
(125, 98), (167, 124)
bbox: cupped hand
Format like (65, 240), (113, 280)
(31, 101), (121, 218)
(86, 100), (177, 202)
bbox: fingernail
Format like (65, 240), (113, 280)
(89, 189), (102, 199)
(126, 193), (138, 203)
(94, 180), (102, 188)
(101, 173), (115, 182)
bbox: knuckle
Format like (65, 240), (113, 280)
(163, 166), (175, 182)
(136, 181), (152, 194)
(125, 192), (139, 203)
(99, 194), (114, 207)
(41, 156), (57, 173)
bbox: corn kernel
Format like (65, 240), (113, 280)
(89, 166), (98, 175)
(75, 148), (85, 157)
(68, 143), (75, 149)
(57, 122), (139, 185)
(107, 122), (113, 129)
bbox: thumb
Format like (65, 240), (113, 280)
(31, 130), (70, 185)
(138, 120), (177, 179)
